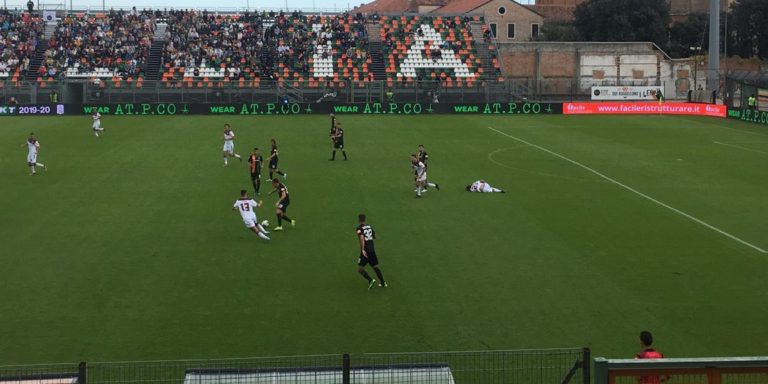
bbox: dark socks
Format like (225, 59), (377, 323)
(276, 214), (282, 226)
(342, 151), (347, 160)
(276, 171), (285, 176)
(373, 267), (385, 284)
(331, 150), (336, 160)
(281, 214), (292, 222)
(253, 179), (260, 195)
(359, 270), (373, 282)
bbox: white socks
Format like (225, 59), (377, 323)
(427, 182), (437, 188)
(491, 188), (502, 193)
(258, 232), (270, 240)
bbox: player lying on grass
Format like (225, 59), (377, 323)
(232, 189), (270, 240)
(465, 180), (505, 193)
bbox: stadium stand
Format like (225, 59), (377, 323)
(0, 9), (503, 90)
(0, 10), (44, 83)
(378, 14), (501, 87)
(45, 9), (155, 82)
(160, 11), (370, 88)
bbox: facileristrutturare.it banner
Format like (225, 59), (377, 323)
(563, 102), (727, 117)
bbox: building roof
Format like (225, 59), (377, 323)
(430, 0), (491, 13)
(525, 4), (574, 21)
(432, 0), (546, 17)
(353, 0), (447, 13)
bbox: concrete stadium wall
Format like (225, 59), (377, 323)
(497, 42), (701, 99)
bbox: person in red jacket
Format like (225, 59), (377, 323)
(635, 331), (667, 384)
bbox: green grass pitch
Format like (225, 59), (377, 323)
(0, 114), (767, 364)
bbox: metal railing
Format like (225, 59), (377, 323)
(2, 78), (671, 105)
(0, 348), (589, 384)
(594, 356), (768, 384)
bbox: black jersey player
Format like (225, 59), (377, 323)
(330, 123), (348, 161)
(270, 178), (295, 231)
(247, 147), (263, 195)
(356, 214), (387, 290)
(267, 138), (287, 180)
(329, 113), (338, 137)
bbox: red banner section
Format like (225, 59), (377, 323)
(563, 102), (727, 117)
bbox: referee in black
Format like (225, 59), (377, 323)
(356, 214), (386, 289)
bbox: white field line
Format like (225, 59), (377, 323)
(717, 141), (768, 144)
(487, 126), (768, 254)
(713, 141), (768, 155)
(487, 146), (606, 183)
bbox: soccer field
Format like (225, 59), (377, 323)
(1, 114), (767, 364)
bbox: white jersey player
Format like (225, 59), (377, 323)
(22, 132), (47, 175)
(466, 180), (505, 193)
(232, 189), (270, 240)
(92, 112), (105, 136)
(411, 154), (439, 198)
(222, 123), (243, 165)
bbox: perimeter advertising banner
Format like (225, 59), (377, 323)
(563, 102), (727, 117)
(727, 108), (768, 126)
(759, 88), (768, 111)
(0, 102), (564, 116)
(590, 86), (661, 101)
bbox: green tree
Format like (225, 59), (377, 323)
(729, 0), (768, 59)
(573, 0), (670, 48)
(668, 12), (708, 58)
(540, 21), (582, 42)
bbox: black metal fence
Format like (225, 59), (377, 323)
(0, 348), (589, 384)
(0, 78), (616, 106)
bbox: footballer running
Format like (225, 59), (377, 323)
(267, 138), (287, 180)
(222, 124), (243, 166)
(232, 189), (270, 240)
(247, 147), (264, 195)
(270, 178), (295, 231)
(411, 154), (439, 198)
(356, 214), (387, 290)
(92, 111), (105, 136)
(22, 132), (47, 175)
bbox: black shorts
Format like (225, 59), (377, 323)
(334, 140), (344, 149)
(269, 160), (278, 169)
(357, 250), (379, 266)
(277, 199), (290, 212)
(250, 172), (261, 181)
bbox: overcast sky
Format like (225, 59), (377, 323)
(5, 0), (534, 12)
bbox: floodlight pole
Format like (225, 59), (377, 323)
(707, 0), (720, 92)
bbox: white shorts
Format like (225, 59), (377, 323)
(243, 216), (258, 228)
(417, 173), (427, 183)
(27, 152), (37, 164)
(92, 121), (101, 130)
(223, 142), (234, 152)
